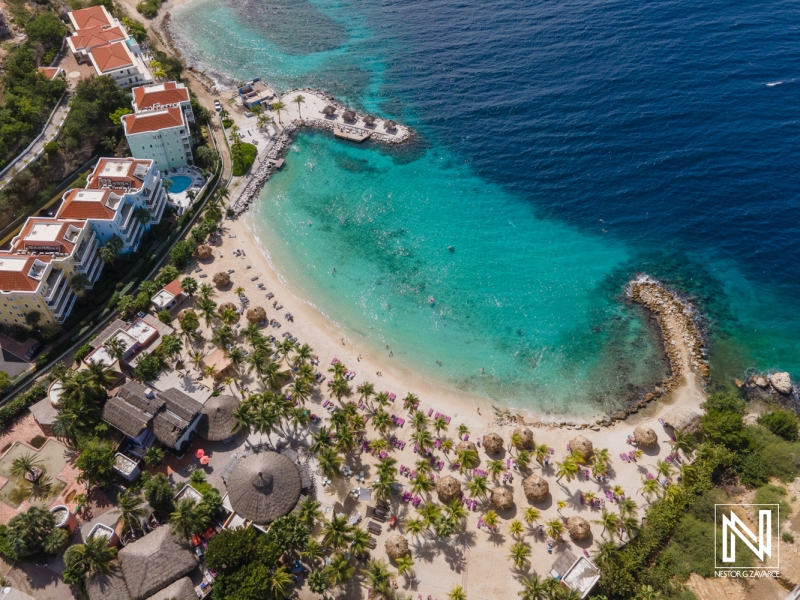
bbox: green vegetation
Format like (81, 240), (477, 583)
(75, 438), (117, 490)
(757, 409), (799, 441)
(137, 0), (165, 18)
(145, 473), (176, 517)
(231, 142), (257, 176)
(0, 506), (69, 561)
(63, 532), (119, 584)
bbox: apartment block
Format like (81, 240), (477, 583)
(122, 108), (193, 171)
(132, 81), (195, 124)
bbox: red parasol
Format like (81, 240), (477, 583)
(195, 449), (205, 459)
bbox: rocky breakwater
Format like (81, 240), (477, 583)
(736, 371), (797, 401)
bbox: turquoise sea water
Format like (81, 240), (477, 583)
(172, 0), (800, 414)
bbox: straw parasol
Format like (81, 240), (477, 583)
(436, 475), (461, 504)
(490, 487), (514, 510)
(385, 533), (409, 559)
(567, 516), (591, 541)
(218, 302), (237, 316)
(227, 452), (302, 524)
(523, 474), (549, 503)
(196, 245), (213, 260)
(662, 408), (702, 434)
(513, 426), (534, 450)
(322, 105), (336, 116)
(213, 272), (230, 287)
(363, 115), (376, 126)
(343, 109), (356, 122)
(570, 435), (594, 462)
(385, 120), (397, 131)
(246, 306), (267, 323)
(633, 425), (658, 448)
(456, 440), (477, 454)
(196, 394), (239, 441)
(483, 432), (504, 454)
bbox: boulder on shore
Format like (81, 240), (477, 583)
(769, 372), (793, 395)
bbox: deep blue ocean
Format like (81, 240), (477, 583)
(172, 0), (800, 416)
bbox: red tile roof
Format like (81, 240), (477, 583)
(122, 106), (185, 134)
(37, 67), (61, 80)
(14, 219), (84, 254)
(163, 279), (184, 297)
(58, 189), (117, 221)
(133, 82), (190, 111)
(0, 254), (51, 292)
(70, 6), (111, 30)
(91, 41), (133, 73)
(87, 158), (152, 189)
(70, 25), (126, 51)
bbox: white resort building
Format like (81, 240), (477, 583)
(0, 158), (169, 328)
(66, 6), (153, 88)
(132, 81), (195, 124)
(122, 107), (193, 171)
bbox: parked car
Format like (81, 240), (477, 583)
(25, 342), (44, 360)
(214, 100), (222, 112)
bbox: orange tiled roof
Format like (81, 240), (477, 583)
(14, 219), (85, 253)
(70, 6), (111, 30)
(133, 82), (190, 110)
(70, 25), (126, 51)
(58, 189), (117, 221)
(87, 158), (152, 189)
(163, 279), (183, 297)
(122, 106), (184, 134)
(0, 254), (51, 292)
(37, 67), (60, 80)
(91, 41), (133, 73)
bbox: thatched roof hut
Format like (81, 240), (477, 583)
(213, 272), (230, 287)
(567, 516), (591, 541)
(523, 474), (549, 502)
(196, 394), (239, 441)
(227, 452), (302, 524)
(86, 568), (131, 600)
(384, 533), (409, 559)
(196, 245), (213, 260)
(490, 487), (514, 510)
(513, 426), (534, 450)
(634, 425), (658, 448)
(246, 306), (267, 323)
(343, 109), (356, 122)
(218, 302), (237, 315)
(570, 435), (594, 462)
(483, 432), (504, 454)
(662, 408), (702, 435)
(456, 440), (477, 454)
(436, 475), (461, 504)
(118, 526), (198, 600)
(177, 308), (196, 321)
(385, 119), (397, 131)
(363, 114), (376, 126)
(322, 105), (336, 116)
(145, 577), (195, 600)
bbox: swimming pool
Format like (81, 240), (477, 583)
(167, 175), (193, 193)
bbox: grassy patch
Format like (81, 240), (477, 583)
(231, 142), (257, 176)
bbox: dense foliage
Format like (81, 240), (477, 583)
(0, 506), (69, 561)
(757, 409), (799, 441)
(231, 143), (257, 176)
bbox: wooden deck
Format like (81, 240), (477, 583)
(333, 124), (371, 142)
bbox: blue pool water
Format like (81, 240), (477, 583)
(171, 0), (800, 415)
(167, 176), (193, 194)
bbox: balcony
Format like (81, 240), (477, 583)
(53, 290), (77, 324)
(119, 203), (134, 232)
(43, 270), (64, 303)
(74, 232), (97, 266)
(46, 278), (70, 312)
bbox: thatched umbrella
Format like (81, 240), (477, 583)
(490, 487), (514, 510)
(197, 245), (213, 260)
(436, 475), (461, 504)
(177, 308), (196, 321)
(633, 425), (658, 448)
(523, 474), (549, 503)
(227, 452), (302, 524)
(483, 432), (504, 454)
(218, 302), (237, 316)
(196, 394), (239, 441)
(385, 533), (409, 560)
(322, 105), (336, 116)
(343, 109), (356, 122)
(570, 435), (594, 462)
(385, 119), (397, 131)
(662, 408), (702, 435)
(363, 115), (376, 126)
(213, 272), (230, 287)
(513, 426), (534, 450)
(456, 440), (477, 454)
(567, 516), (591, 541)
(246, 306), (267, 323)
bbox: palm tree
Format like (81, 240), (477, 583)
(85, 360), (116, 389)
(534, 444), (550, 467)
(70, 273), (90, 294)
(440, 437), (454, 455)
(448, 585), (467, 600)
(555, 457), (579, 483)
(395, 554), (414, 581)
(293, 94), (306, 119)
(217, 186), (231, 205)
(402, 393), (419, 412)
(349, 527), (371, 557)
(322, 515), (352, 550)
(593, 509), (620, 538)
(411, 474), (435, 497)
(264, 361), (283, 391)
(170, 499), (208, 539)
(522, 507), (540, 528)
(556, 500), (567, 516)
(509, 541), (530, 569)
(619, 497), (638, 517)
(404, 518), (425, 544)
(669, 431), (696, 459)
(10, 454), (43, 482)
(486, 459), (506, 482)
(620, 513), (640, 540)
(456, 447), (479, 473)
(445, 499), (467, 527)
(654, 459), (673, 481)
(302, 539), (325, 566)
(199, 283), (216, 301)
(296, 497), (322, 528)
(639, 477), (659, 502)
(432, 415), (448, 436)
(272, 101), (286, 124)
(592, 539), (619, 570)
(411, 410), (429, 431)
(247, 350), (269, 380)
(483, 509), (499, 530)
(411, 429), (433, 452)
(104, 336), (127, 362)
(466, 475), (489, 500)
(456, 423), (469, 439)
(277, 338), (296, 363)
(369, 438), (389, 454)
(418, 502), (442, 529)
(664, 484), (683, 505)
(330, 377), (351, 402)
(117, 491), (147, 534)
(517, 572), (548, 600)
(317, 447), (343, 479)
(516, 450), (531, 472)
(362, 559), (392, 596)
(323, 553), (353, 587)
(374, 391), (391, 410)
(371, 410), (392, 435)
(544, 518), (564, 540)
(66, 533), (119, 576)
(509, 519), (524, 539)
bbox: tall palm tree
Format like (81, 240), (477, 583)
(410, 474), (434, 497)
(117, 491), (147, 534)
(509, 541), (530, 569)
(322, 515), (352, 550)
(66, 534), (119, 576)
(466, 475), (489, 500)
(85, 360), (116, 389)
(70, 273), (90, 295)
(411, 429), (433, 452)
(486, 459), (506, 482)
(169, 499), (208, 539)
(411, 410), (429, 431)
(592, 509), (620, 538)
(456, 448), (478, 473)
(349, 527), (371, 557)
(544, 518), (564, 540)
(264, 360), (283, 391)
(362, 559), (392, 596)
(555, 457), (579, 483)
(639, 477), (659, 502)
(323, 553), (353, 587)
(296, 497), (322, 528)
(247, 350), (269, 380)
(371, 410), (392, 435)
(10, 454), (43, 482)
(534, 444), (550, 467)
(293, 94), (306, 119)
(272, 101), (286, 124)
(522, 507), (540, 528)
(517, 572), (548, 600)
(104, 336), (127, 362)
(483, 510), (499, 530)
(592, 539), (619, 571)
(395, 555), (414, 581)
(508, 519), (524, 539)
(448, 585), (467, 600)
(402, 393), (419, 412)
(357, 382), (375, 407)
(404, 518), (425, 544)
(330, 377), (351, 402)
(432, 415), (448, 436)
(317, 447), (343, 479)
(199, 283), (216, 301)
